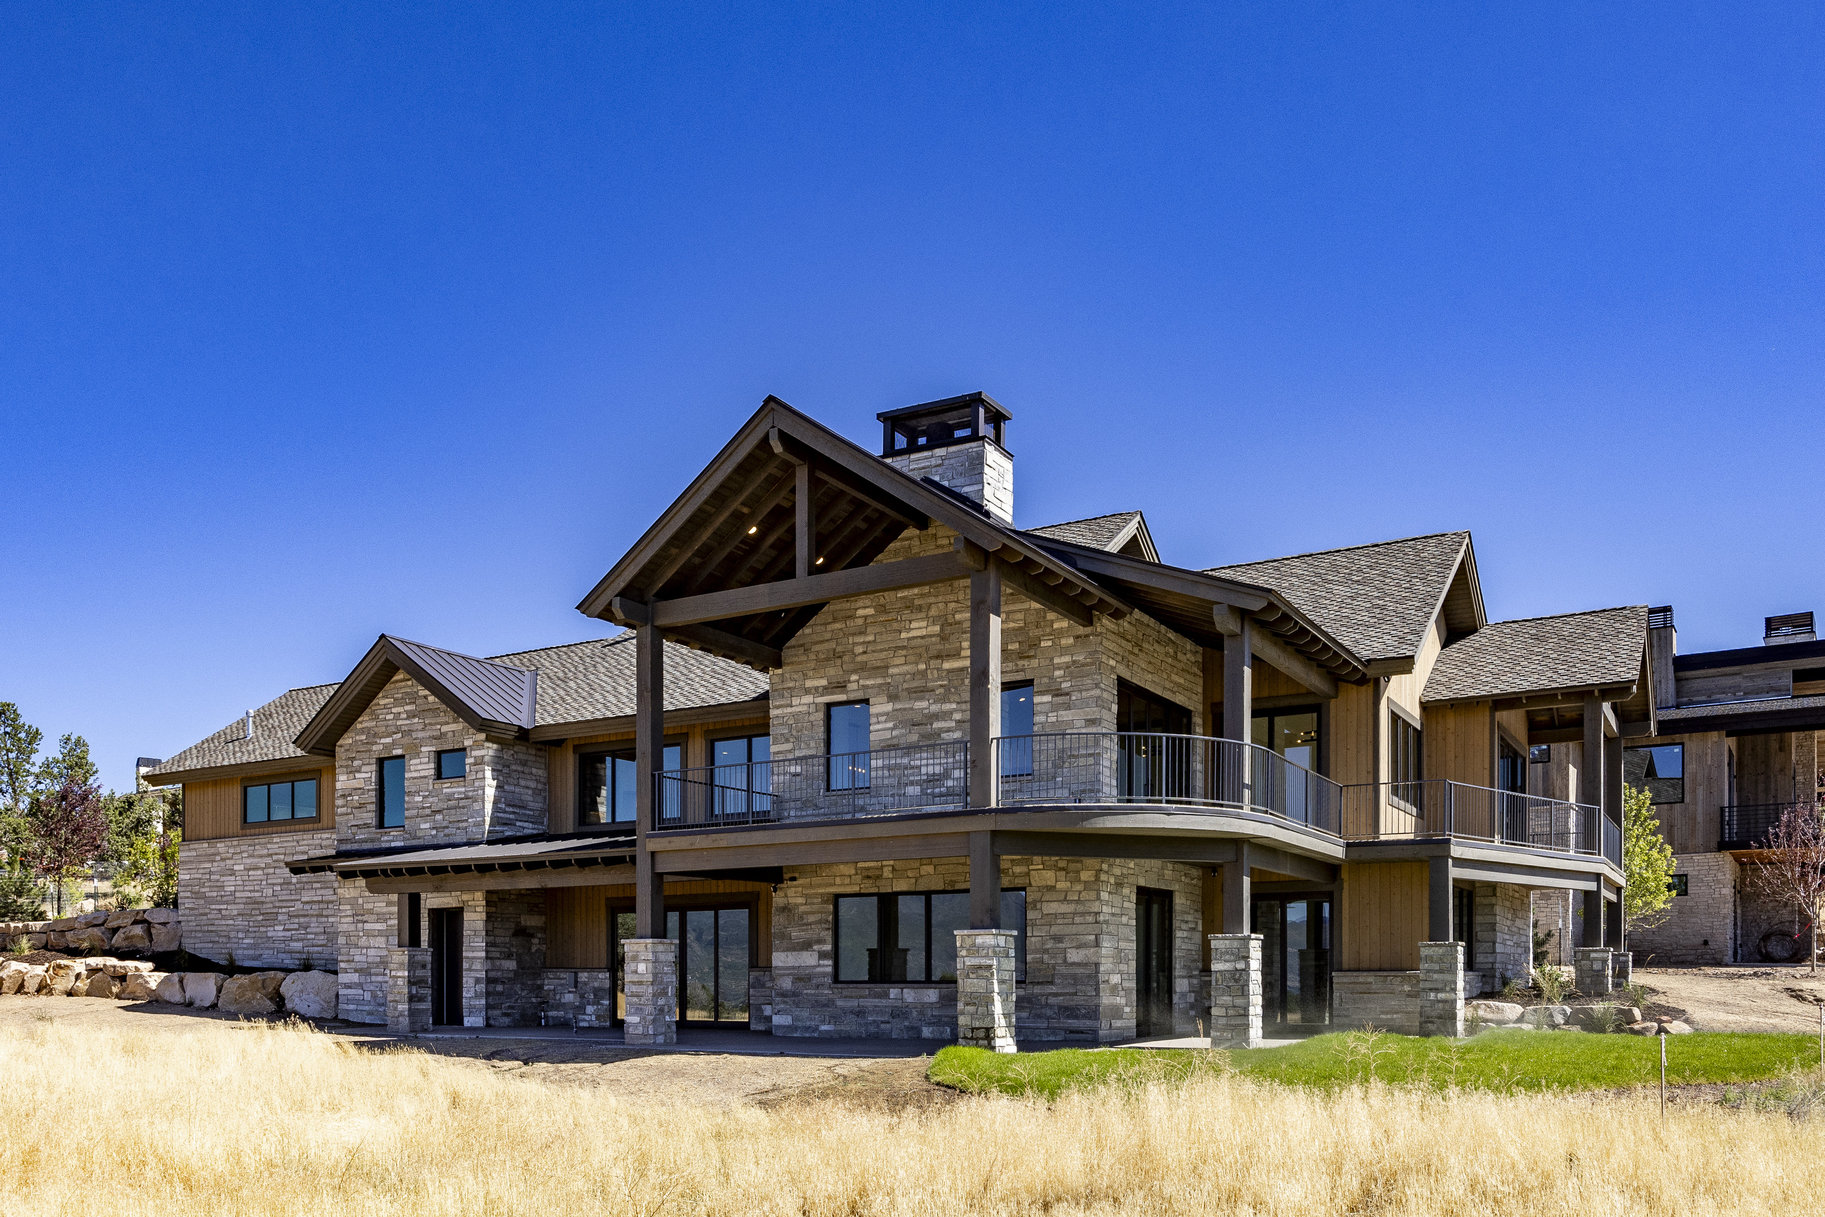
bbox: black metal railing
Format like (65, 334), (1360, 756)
(1719, 801), (1818, 850)
(653, 740), (970, 828)
(1340, 779), (1605, 861)
(995, 731), (1343, 832)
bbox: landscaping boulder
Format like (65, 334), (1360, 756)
(1662, 1019), (1694, 1034)
(111, 924), (153, 954)
(1626, 1021), (1659, 1035)
(105, 909), (143, 929)
(47, 960), (83, 996)
(78, 971), (118, 999)
(144, 908), (179, 924)
(118, 972), (164, 1001)
(218, 973), (280, 1016)
(149, 922), (181, 953)
(19, 965), (46, 995)
(66, 926), (112, 952)
(102, 959), (154, 976)
(280, 971), (338, 1019)
(181, 972), (224, 1008)
(1465, 1000), (1524, 1026)
(1521, 1005), (1571, 1028)
(154, 973), (188, 1004)
(74, 911), (109, 929)
(46, 917), (77, 933)
(0, 960), (28, 994)
(44, 931), (68, 950)
(23, 933), (45, 950)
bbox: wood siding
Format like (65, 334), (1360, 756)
(1424, 701), (1494, 788)
(183, 766), (337, 841)
(545, 879), (774, 969)
(1337, 860), (1426, 971)
(1330, 679), (1376, 787)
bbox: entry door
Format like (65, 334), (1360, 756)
(429, 908), (463, 1026)
(1250, 896), (1331, 1028)
(1135, 888), (1174, 1037)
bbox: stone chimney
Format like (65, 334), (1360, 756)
(878, 393), (1014, 525)
(1765, 611), (1816, 645)
(1647, 606), (1676, 710)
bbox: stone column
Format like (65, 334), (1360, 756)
(1418, 941), (1464, 1037)
(386, 947), (430, 1033)
(622, 938), (677, 1046)
(1612, 951), (1633, 987)
(1574, 946), (1613, 997)
(1207, 933), (1262, 1049)
(956, 929), (1018, 1052)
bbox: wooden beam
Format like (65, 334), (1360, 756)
(363, 863), (639, 894)
(1581, 887), (1603, 947)
(794, 460), (812, 580)
(1044, 545), (1270, 612)
(1222, 618), (1253, 741)
(663, 624), (783, 671)
(609, 596), (650, 627)
(1221, 846), (1250, 933)
(634, 623), (665, 938)
(999, 557), (1095, 627)
(643, 461), (787, 596)
(1244, 844), (1336, 884)
(969, 564), (1003, 809)
(651, 551), (977, 627)
(969, 830), (1001, 929)
(1233, 613), (1337, 699)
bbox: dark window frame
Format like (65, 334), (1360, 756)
(832, 889), (1027, 984)
(708, 731), (772, 819)
(1670, 874), (1689, 897)
(241, 773), (321, 825)
(435, 748), (468, 781)
(1624, 742), (1686, 805)
(1453, 885), (1475, 971)
(576, 738), (685, 828)
(826, 700), (871, 791)
(376, 755), (406, 829)
(1388, 707), (1423, 805)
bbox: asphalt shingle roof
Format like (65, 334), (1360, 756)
(1421, 606), (1648, 703)
(1205, 532), (1471, 662)
(1658, 693), (1825, 722)
(149, 634), (768, 779)
(1029, 511), (1146, 552)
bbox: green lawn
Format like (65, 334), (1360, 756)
(929, 1030), (1825, 1098)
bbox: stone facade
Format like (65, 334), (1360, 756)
(1530, 888), (1575, 966)
(769, 854), (1204, 1043)
(955, 929), (1018, 1051)
(1332, 971), (1420, 1035)
(883, 437), (1013, 525)
(542, 968), (617, 1028)
(1207, 934), (1262, 1048)
(1628, 851), (1739, 964)
(177, 831), (338, 969)
(386, 947), (430, 1032)
(1417, 941), (1464, 1037)
(748, 967), (773, 1032)
(334, 671), (548, 854)
(1574, 946), (1613, 997)
(1469, 882), (1531, 990)
(336, 880), (399, 1025)
(623, 938), (677, 1045)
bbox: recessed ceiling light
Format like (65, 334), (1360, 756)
(747, 525), (758, 535)
(815, 556), (825, 565)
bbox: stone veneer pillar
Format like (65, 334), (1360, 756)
(1574, 946), (1614, 997)
(1612, 951), (1633, 987)
(955, 929), (1018, 1052)
(1207, 933), (1263, 1049)
(386, 947), (430, 1033)
(621, 938), (677, 1046)
(1417, 941), (1464, 1038)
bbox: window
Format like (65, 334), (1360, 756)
(1623, 743), (1684, 805)
(377, 756), (405, 828)
(1453, 887), (1475, 971)
(1670, 874), (1689, 898)
(436, 749), (467, 780)
(1529, 744), (1552, 764)
(1251, 706), (1320, 771)
(243, 776), (319, 824)
(1117, 682), (1193, 800)
(710, 734), (771, 819)
(1389, 711), (1422, 804)
(1000, 682), (1034, 776)
(578, 744), (683, 826)
(833, 890), (1027, 983)
(827, 701), (870, 790)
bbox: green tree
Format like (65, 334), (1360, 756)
(36, 733), (98, 792)
(1622, 783), (1677, 935)
(103, 787), (182, 908)
(0, 701), (43, 817)
(19, 776), (109, 917)
(0, 867), (47, 920)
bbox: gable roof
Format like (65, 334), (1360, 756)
(575, 396), (1131, 665)
(144, 683), (337, 779)
(493, 633), (770, 727)
(295, 635), (540, 756)
(1205, 531), (1482, 666)
(1421, 606), (1650, 705)
(1028, 511), (1158, 562)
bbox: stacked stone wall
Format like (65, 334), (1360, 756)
(334, 673), (488, 851)
(481, 739), (549, 838)
(1627, 852), (1738, 965)
(1470, 882), (1531, 990)
(1331, 971), (1420, 1034)
(178, 832), (337, 969)
(883, 439), (1014, 525)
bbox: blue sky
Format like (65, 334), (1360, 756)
(3, 4), (1821, 790)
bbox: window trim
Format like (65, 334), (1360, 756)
(241, 772), (322, 826)
(575, 738), (686, 829)
(826, 700), (872, 791)
(832, 889), (1027, 985)
(1670, 874), (1689, 897)
(434, 748), (468, 781)
(1388, 707), (1423, 807)
(1624, 742), (1686, 806)
(1000, 681), (1035, 777)
(376, 755), (406, 829)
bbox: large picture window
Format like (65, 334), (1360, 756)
(579, 743), (683, 826)
(710, 733), (771, 819)
(244, 776), (319, 824)
(833, 890), (1027, 983)
(1623, 743), (1684, 805)
(377, 756), (405, 828)
(827, 701), (870, 790)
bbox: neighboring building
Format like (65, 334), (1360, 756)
(146, 394), (1643, 1043)
(1623, 609), (1825, 965)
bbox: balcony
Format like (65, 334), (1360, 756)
(652, 731), (1342, 836)
(1341, 779), (1614, 867)
(1720, 801), (1818, 851)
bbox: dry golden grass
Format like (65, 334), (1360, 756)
(4, 1015), (1823, 1216)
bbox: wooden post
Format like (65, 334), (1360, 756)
(968, 563), (1003, 810)
(1221, 619), (1253, 805)
(1428, 854), (1453, 943)
(794, 460), (813, 580)
(1581, 695), (1605, 853)
(969, 830), (1002, 929)
(1221, 847), (1251, 934)
(1370, 677), (1388, 834)
(1581, 887), (1604, 949)
(634, 621), (666, 939)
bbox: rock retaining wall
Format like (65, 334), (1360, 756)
(2, 907), (181, 956)
(0, 955), (339, 1019)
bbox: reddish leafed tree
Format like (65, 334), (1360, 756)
(19, 776), (108, 917)
(1746, 803), (1825, 974)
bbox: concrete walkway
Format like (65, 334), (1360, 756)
(388, 1024), (938, 1058)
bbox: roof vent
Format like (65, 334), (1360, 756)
(1647, 606), (1674, 631)
(242, 710), (255, 740)
(1765, 612), (1816, 645)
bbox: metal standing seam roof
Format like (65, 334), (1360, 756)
(1421, 606), (1650, 704)
(1205, 531), (1474, 663)
(389, 636), (538, 728)
(287, 831), (638, 876)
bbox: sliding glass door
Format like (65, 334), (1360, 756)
(611, 901), (753, 1027)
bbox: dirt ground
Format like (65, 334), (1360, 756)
(0, 994), (949, 1109)
(1634, 965), (1825, 1033)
